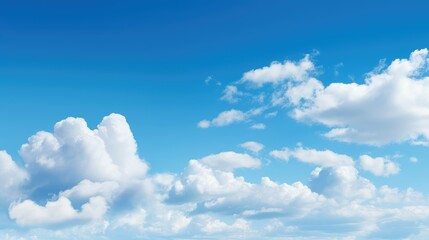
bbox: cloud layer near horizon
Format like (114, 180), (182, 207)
(0, 113), (428, 239)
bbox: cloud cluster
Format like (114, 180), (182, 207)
(5, 114), (148, 227)
(203, 49), (429, 146)
(1, 114), (428, 239)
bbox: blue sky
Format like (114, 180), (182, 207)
(2, 0), (429, 239)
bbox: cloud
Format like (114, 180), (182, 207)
(205, 76), (221, 86)
(409, 157), (418, 163)
(198, 151), (261, 172)
(60, 179), (120, 202)
(227, 49), (429, 146)
(221, 85), (243, 103)
(2, 114), (429, 239)
(113, 208), (147, 230)
(270, 146), (354, 167)
(4, 114), (152, 229)
(264, 111), (277, 118)
(239, 141), (264, 153)
(291, 49), (429, 145)
(250, 123), (266, 130)
(196, 215), (250, 234)
(241, 54), (315, 87)
(273, 77), (324, 106)
(19, 113), (148, 197)
(270, 147), (376, 201)
(168, 157), (326, 219)
(359, 155), (400, 176)
(198, 108), (264, 128)
(9, 196), (107, 226)
(309, 165), (376, 201)
(0, 151), (28, 203)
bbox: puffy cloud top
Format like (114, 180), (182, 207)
(292, 49), (429, 145)
(20, 113), (148, 193)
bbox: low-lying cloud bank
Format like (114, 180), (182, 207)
(0, 113), (428, 239)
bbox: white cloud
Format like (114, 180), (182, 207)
(113, 208), (147, 230)
(5, 114), (151, 228)
(270, 146), (354, 167)
(250, 123), (266, 129)
(197, 120), (211, 128)
(270, 147), (375, 201)
(292, 49), (429, 145)
(409, 157), (418, 163)
(60, 180), (120, 202)
(95, 114), (148, 179)
(9, 196), (107, 226)
(272, 77), (324, 106)
(221, 85), (243, 103)
(198, 108), (264, 128)
(241, 54), (315, 87)
(239, 141), (264, 153)
(168, 157), (327, 219)
(0, 151), (28, 203)
(198, 109), (246, 128)
(309, 165), (376, 201)
(2, 114), (429, 239)
(359, 155), (400, 176)
(196, 215), (250, 234)
(19, 114), (148, 193)
(212, 109), (247, 126)
(199, 151), (261, 172)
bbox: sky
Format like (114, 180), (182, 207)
(1, 0), (429, 239)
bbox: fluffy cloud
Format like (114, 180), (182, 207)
(2, 114), (429, 239)
(196, 215), (250, 235)
(198, 151), (261, 171)
(270, 146), (375, 201)
(239, 141), (264, 153)
(227, 49), (429, 145)
(198, 109), (246, 128)
(9, 196), (107, 226)
(0, 151), (28, 203)
(3, 114), (150, 229)
(291, 49), (429, 145)
(19, 114), (148, 197)
(359, 155), (400, 176)
(241, 54), (314, 86)
(221, 85), (243, 103)
(270, 146), (354, 167)
(309, 165), (376, 201)
(60, 180), (120, 202)
(168, 157), (326, 218)
(198, 108), (264, 128)
(272, 77), (324, 106)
